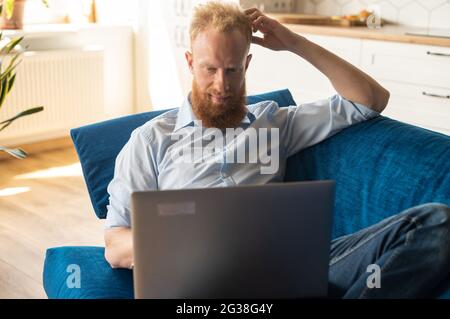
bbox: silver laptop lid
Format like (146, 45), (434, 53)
(131, 180), (335, 299)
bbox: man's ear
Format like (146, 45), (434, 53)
(245, 54), (252, 72)
(185, 51), (194, 74)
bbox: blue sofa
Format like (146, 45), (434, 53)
(43, 89), (450, 299)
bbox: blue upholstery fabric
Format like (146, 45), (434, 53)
(284, 116), (450, 240)
(70, 110), (167, 220)
(44, 89), (450, 299)
(43, 247), (133, 299)
(70, 89), (296, 219)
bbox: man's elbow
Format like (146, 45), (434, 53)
(378, 87), (390, 112)
(371, 87), (390, 113)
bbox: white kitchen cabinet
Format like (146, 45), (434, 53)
(361, 39), (450, 135)
(378, 80), (450, 135)
(361, 40), (450, 89)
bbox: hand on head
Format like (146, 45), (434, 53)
(244, 8), (297, 51)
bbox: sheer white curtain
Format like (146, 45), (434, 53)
(143, 0), (187, 111)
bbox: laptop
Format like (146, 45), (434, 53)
(131, 180), (335, 299)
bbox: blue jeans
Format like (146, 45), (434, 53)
(328, 203), (450, 298)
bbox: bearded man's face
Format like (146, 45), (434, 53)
(185, 27), (252, 129)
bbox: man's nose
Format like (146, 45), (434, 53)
(213, 70), (230, 93)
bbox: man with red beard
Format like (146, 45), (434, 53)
(104, 2), (450, 298)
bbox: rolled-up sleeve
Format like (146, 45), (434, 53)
(279, 94), (380, 157)
(105, 127), (158, 229)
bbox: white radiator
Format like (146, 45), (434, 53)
(0, 48), (104, 147)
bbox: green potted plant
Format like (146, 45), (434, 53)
(0, 33), (43, 159)
(0, 0), (48, 30)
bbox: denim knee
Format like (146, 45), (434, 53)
(417, 203), (450, 267)
(401, 202), (450, 226)
(418, 203), (450, 227)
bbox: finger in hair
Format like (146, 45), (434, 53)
(249, 10), (262, 22)
(254, 16), (269, 33)
(244, 7), (259, 15)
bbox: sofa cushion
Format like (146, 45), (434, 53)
(71, 89), (296, 219)
(43, 246), (133, 299)
(285, 116), (450, 239)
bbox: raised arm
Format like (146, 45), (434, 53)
(245, 8), (390, 113)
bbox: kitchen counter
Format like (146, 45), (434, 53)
(284, 24), (450, 47)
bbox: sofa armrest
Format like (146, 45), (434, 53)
(43, 246), (133, 299)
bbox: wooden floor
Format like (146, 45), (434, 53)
(0, 146), (104, 298)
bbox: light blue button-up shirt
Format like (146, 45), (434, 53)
(105, 94), (379, 228)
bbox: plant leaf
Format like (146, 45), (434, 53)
(0, 106), (44, 131)
(3, 36), (24, 54)
(3, 48), (22, 68)
(7, 73), (15, 93)
(0, 146), (27, 159)
(0, 58), (21, 83)
(0, 76), (9, 107)
(0, 106), (44, 124)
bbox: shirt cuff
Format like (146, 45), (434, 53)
(345, 97), (380, 120)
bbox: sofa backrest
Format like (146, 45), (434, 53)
(285, 116), (450, 239)
(71, 89), (296, 219)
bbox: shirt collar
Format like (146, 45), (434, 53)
(174, 93), (254, 132)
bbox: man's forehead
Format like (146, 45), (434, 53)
(191, 28), (249, 53)
(192, 46), (248, 65)
(194, 26), (247, 42)
(197, 60), (243, 68)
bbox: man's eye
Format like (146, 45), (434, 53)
(207, 68), (216, 73)
(227, 69), (237, 74)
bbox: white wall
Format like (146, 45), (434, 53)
(79, 26), (135, 119)
(296, 0), (450, 29)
